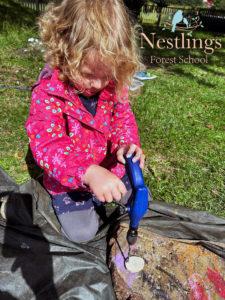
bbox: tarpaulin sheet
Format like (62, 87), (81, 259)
(0, 167), (224, 299)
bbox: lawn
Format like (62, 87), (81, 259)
(0, 1), (224, 217)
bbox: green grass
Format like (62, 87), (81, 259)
(132, 25), (225, 216)
(0, 0), (43, 183)
(0, 1), (224, 217)
(133, 65), (224, 215)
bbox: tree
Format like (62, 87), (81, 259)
(213, 0), (225, 9)
(153, 0), (204, 7)
(164, 0), (203, 7)
(124, 0), (147, 19)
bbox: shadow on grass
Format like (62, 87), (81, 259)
(0, 0), (38, 31)
(140, 24), (225, 86)
(199, 63), (225, 77)
(168, 67), (216, 88)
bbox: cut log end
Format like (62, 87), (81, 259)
(108, 223), (225, 300)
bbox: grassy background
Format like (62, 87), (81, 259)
(0, 1), (224, 217)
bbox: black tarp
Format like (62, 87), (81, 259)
(0, 167), (224, 299)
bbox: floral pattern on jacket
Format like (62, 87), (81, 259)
(25, 66), (140, 195)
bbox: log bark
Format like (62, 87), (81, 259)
(108, 223), (225, 300)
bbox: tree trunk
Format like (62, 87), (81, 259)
(35, 0), (39, 11)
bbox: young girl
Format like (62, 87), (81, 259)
(25, 0), (147, 243)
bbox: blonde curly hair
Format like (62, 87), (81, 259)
(38, 0), (142, 94)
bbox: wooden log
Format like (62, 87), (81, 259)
(108, 223), (225, 300)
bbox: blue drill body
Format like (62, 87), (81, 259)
(125, 155), (149, 245)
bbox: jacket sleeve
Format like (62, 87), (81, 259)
(25, 85), (92, 189)
(106, 85), (141, 177)
(110, 85), (141, 152)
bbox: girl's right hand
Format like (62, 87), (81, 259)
(83, 165), (127, 203)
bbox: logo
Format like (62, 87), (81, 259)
(139, 9), (222, 65)
(162, 10), (204, 37)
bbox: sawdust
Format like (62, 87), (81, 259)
(125, 256), (145, 273)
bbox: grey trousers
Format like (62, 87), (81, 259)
(52, 175), (151, 243)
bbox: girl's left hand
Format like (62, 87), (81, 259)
(116, 144), (145, 169)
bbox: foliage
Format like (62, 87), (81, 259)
(213, 0), (225, 9)
(153, 0), (204, 7)
(168, 0), (203, 6)
(0, 0), (38, 32)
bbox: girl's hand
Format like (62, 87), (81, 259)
(83, 165), (127, 203)
(116, 144), (145, 169)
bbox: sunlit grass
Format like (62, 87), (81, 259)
(0, 1), (224, 217)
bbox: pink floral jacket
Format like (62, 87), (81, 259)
(25, 67), (140, 195)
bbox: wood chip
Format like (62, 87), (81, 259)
(125, 256), (145, 273)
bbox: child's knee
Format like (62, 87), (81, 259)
(59, 209), (99, 243)
(63, 224), (98, 243)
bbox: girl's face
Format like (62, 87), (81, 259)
(73, 51), (113, 97)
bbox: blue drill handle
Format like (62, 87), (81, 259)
(125, 154), (149, 239)
(125, 155), (145, 189)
